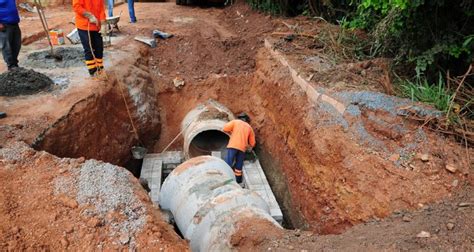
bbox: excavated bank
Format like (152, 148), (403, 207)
(32, 47), (160, 167)
(0, 142), (187, 251)
(0, 68), (53, 96)
(153, 48), (471, 235)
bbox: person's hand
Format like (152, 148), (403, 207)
(0, 23), (5, 32)
(83, 12), (99, 26)
(100, 23), (107, 36)
(245, 146), (253, 153)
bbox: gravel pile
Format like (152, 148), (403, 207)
(0, 68), (53, 96)
(76, 160), (147, 236)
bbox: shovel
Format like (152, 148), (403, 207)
(34, 0), (62, 61)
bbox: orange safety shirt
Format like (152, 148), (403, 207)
(223, 119), (256, 152)
(73, 0), (105, 31)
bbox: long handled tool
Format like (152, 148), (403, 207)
(34, 0), (62, 61)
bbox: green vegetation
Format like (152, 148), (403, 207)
(344, 0), (473, 79)
(399, 74), (453, 113)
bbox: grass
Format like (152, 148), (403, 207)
(399, 74), (453, 113)
(246, 0), (282, 15)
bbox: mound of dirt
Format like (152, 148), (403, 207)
(0, 68), (53, 97)
(0, 142), (188, 251)
(24, 47), (84, 69)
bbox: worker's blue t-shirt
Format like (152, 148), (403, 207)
(0, 0), (20, 24)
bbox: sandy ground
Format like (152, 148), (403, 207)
(0, 1), (472, 251)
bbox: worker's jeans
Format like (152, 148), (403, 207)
(128, 0), (137, 23)
(107, 0), (114, 17)
(77, 29), (103, 75)
(0, 23), (21, 70)
(107, 0), (136, 23)
(225, 148), (245, 183)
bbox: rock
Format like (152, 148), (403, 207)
(389, 154), (400, 162)
(295, 229), (301, 237)
(173, 77), (185, 89)
(458, 202), (472, 207)
(288, 245), (294, 250)
(11, 226), (19, 234)
(154, 231), (162, 238)
(416, 231), (431, 238)
(402, 215), (411, 222)
(445, 164), (457, 173)
(419, 154), (430, 162)
(119, 233), (130, 245)
(60, 237), (69, 247)
(452, 179), (459, 187)
(59, 196), (78, 209)
(87, 217), (101, 228)
(64, 224), (74, 234)
(446, 223), (455, 230)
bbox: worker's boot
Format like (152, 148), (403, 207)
(95, 58), (105, 75)
(234, 168), (243, 185)
(85, 59), (97, 76)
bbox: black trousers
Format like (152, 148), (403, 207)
(0, 23), (21, 70)
(78, 29), (104, 75)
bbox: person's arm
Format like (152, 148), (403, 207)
(222, 121), (234, 133)
(248, 128), (256, 148)
(99, 0), (106, 22)
(72, 0), (87, 16)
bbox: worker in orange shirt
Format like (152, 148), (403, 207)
(222, 113), (256, 186)
(73, 0), (107, 76)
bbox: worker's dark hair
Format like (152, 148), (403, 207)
(237, 112), (250, 122)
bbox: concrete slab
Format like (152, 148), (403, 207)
(243, 160), (284, 224)
(141, 151), (184, 204)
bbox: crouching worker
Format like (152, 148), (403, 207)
(73, 0), (106, 76)
(223, 113), (256, 187)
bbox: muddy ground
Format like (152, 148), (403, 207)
(0, 1), (473, 251)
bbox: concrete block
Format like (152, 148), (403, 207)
(243, 160), (283, 224)
(134, 36), (157, 48)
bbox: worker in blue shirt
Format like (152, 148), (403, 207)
(0, 0), (21, 71)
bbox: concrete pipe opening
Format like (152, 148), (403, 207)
(188, 130), (229, 158)
(182, 99), (235, 159)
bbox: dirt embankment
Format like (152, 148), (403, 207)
(0, 142), (187, 251)
(154, 47), (471, 234)
(32, 46), (160, 166)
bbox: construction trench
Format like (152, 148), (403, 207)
(0, 2), (473, 251)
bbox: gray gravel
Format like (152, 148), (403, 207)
(76, 160), (147, 235)
(53, 159), (148, 248)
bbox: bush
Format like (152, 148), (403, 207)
(345, 0), (474, 79)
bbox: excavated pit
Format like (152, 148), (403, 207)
(31, 45), (469, 239)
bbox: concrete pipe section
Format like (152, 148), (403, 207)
(181, 99), (234, 159)
(159, 156), (281, 251)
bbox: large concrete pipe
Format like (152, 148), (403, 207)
(181, 100), (235, 159)
(159, 156), (281, 251)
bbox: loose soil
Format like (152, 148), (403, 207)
(0, 142), (187, 251)
(0, 68), (53, 96)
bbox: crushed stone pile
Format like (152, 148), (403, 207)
(0, 68), (53, 96)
